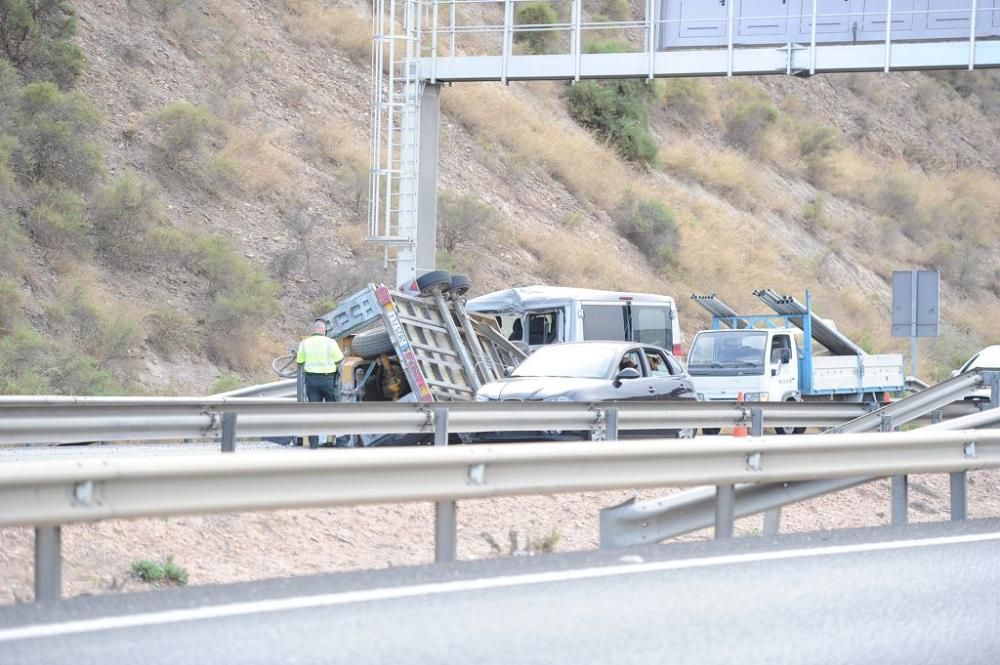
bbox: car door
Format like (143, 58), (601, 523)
(611, 348), (656, 401)
(644, 347), (691, 400)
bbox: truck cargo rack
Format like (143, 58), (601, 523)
(689, 294), (752, 330)
(754, 288), (867, 357)
(321, 283), (525, 402)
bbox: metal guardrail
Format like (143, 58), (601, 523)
(4, 427), (1000, 603)
(3, 430), (999, 528)
(600, 370), (1000, 548)
(0, 398), (893, 446)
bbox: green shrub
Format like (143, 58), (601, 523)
(152, 101), (220, 169)
(875, 174), (922, 233)
(130, 559), (165, 584)
(514, 2), (558, 54)
(13, 82), (102, 190)
(0, 213), (28, 274)
(336, 161), (368, 217)
(146, 304), (197, 357)
(0, 0), (86, 86)
(162, 557), (189, 586)
(723, 98), (778, 153)
(661, 78), (710, 123)
(802, 194), (829, 233)
(581, 37), (637, 54)
(437, 193), (498, 253)
(797, 123), (838, 160)
(208, 373), (243, 395)
(566, 79), (657, 165)
(187, 235), (279, 368)
(46, 281), (142, 362)
(599, 0), (630, 21)
(92, 173), (163, 268)
(0, 276), (21, 332)
(0, 325), (119, 395)
(0, 133), (19, 193)
(615, 195), (680, 267)
(24, 182), (90, 255)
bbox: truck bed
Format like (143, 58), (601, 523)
(808, 354), (905, 396)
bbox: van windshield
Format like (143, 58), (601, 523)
(688, 331), (767, 376)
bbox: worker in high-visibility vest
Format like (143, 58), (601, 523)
(296, 319), (344, 447)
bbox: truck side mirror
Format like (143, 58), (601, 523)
(780, 349), (791, 364)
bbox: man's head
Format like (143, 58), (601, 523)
(311, 319), (328, 335)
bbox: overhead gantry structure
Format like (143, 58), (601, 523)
(369, 0), (1000, 286)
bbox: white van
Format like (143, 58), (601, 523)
(466, 286), (683, 357)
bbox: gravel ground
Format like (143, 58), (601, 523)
(1, 443), (998, 604)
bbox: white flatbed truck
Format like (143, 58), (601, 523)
(687, 290), (905, 433)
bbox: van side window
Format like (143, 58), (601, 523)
(496, 315), (523, 342)
(527, 312), (559, 345)
(633, 306), (671, 349)
(582, 304), (627, 341)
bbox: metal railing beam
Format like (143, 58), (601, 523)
(3, 429), (999, 529)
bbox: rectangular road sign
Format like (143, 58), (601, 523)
(891, 270), (939, 338)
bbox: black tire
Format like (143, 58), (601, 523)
(416, 269), (452, 297)
(352, 327), (394, 359)
(774, 399), (806, 435)
(702, 428), (721, 436)
(449, 273), (471, 297)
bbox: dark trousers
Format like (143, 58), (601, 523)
(304, 372), (338, 447)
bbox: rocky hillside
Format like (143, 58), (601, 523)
(0, 0), (998, 395)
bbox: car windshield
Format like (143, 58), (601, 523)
(512, 345), (619, 379)
(689, 331), (768, 368)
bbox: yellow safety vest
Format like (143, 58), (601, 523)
(296, 334), (344, 374)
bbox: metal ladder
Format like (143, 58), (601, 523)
(370, 0), (423, 286)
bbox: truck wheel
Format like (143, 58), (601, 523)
(352, 327), (394, 359)
(416, 270), (452, 297)
(774, 399), (806, 435)
(449, 273), (471, 297)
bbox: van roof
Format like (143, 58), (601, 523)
(467, 285), (676, 313)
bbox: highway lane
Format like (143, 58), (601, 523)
(2, 520), (1000, 664)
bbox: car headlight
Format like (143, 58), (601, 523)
(542, 395), (573, 402)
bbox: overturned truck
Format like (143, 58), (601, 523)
(318, 271), (526, 409)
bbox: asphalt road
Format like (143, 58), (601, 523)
(2, 520), (999, 665)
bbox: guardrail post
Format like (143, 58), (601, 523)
(35, 526), (61, 601)
(714, 484), (735, 539)
(606, 408), (619, 441)
(750, 407), (763, 437)
(931, 410), (943, 425)
(891, 475), (908, 526)
(221, 412), (237, 453)
(880, 415), (894, 432)
(989, 371), (1000, 408)
(763, 508), (781, 536)
(950, 472), (967, 521)
(434, 408), (457, 563)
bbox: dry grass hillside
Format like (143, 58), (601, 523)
(0, 0), (997, 394)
